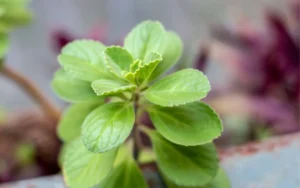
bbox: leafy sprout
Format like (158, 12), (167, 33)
(53, 21), (228, 188)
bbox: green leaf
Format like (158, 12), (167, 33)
(144, 51), (162, 65)
(124, 59), (141, 83)
(124, 52), (162, 86)
(104, 46), (133, 76)
(124, 21), (165, 60)
(135, 52), (162, 85)
(99, 153), (148, 188)
(164, 168), (231, 188)
(0, 0), (32, 33)
(144, 69), (210, 106)
(150, 132), (219, 187)
(0, 33), (8, 59)
(0, 22), (11, 33)
(130, 59), (142, 73)
(0, 9), (32, 27)
(0, 0), (30, 8)
(113, 141), (133, 167)
(149, 31), (183, 81)
(58, 54), (112, 82)
(148, 102), (222, 146)
(62, 138), (117, 188)
(61, 40), (107, 70)
(82, 102), (135, 153)
(57, 101), (103, 142)
(51, 69), (99, 103)
(202, 168), (230, 188)
(91, 79), (136, 96)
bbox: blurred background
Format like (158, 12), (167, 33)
(0, 0), (299, 184)
(0, 0), (289, 109)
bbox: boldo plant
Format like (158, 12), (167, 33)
(53, 21), (229, 188)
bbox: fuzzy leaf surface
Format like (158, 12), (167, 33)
(124, 21), (165, 60)
(124, 52), (162, 85)
(148, 102), (222, 146)
(150, 132), (219, 187)
(145, 69), (210, 106)
(149, 31), (183, 81)
(82, 102), (135, 153)
(91, 79), (136, 96)
(104, 46), (133, 76)
(51, 69), (99, 103)
(58, 101), (103, 142)
(58, 54), (112, 82)
(62, 138), (117, 188)
(61, 40), (106, 69)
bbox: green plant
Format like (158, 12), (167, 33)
(53, 21), (229, 188)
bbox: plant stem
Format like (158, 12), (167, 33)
(138, 125), (153, 135)
(1, 65), (60, 121)
(133, 125), (143, 160)
(133, 91), (144, 160)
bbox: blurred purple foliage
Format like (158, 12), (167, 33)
(50, 25), (117, 53)
(202, 1), (299, 137)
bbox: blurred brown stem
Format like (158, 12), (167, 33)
(133, 124), (143, 158)
(1, 65), (60, 121)
(133, 92), (144, 160)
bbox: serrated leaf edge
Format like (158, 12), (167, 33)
(91, 82), (137, 96)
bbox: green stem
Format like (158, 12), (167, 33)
(138, 125), (153, 136)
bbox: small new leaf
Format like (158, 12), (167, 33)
(130, 59), (142, 73)
(135, 52), (162, 85)
(125, 52), (162, 86)
(91, 79), (136, 96)
(58, 101), (103, 142)
(82, 102), (135, 153)
(62, 138), (117, 188)
(148, 102), (222, 146)
(150, 132), (219, 187)
(144, 69), (210, 106)
(52, 69), (100, 103)
(104, 46), (133, 76)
